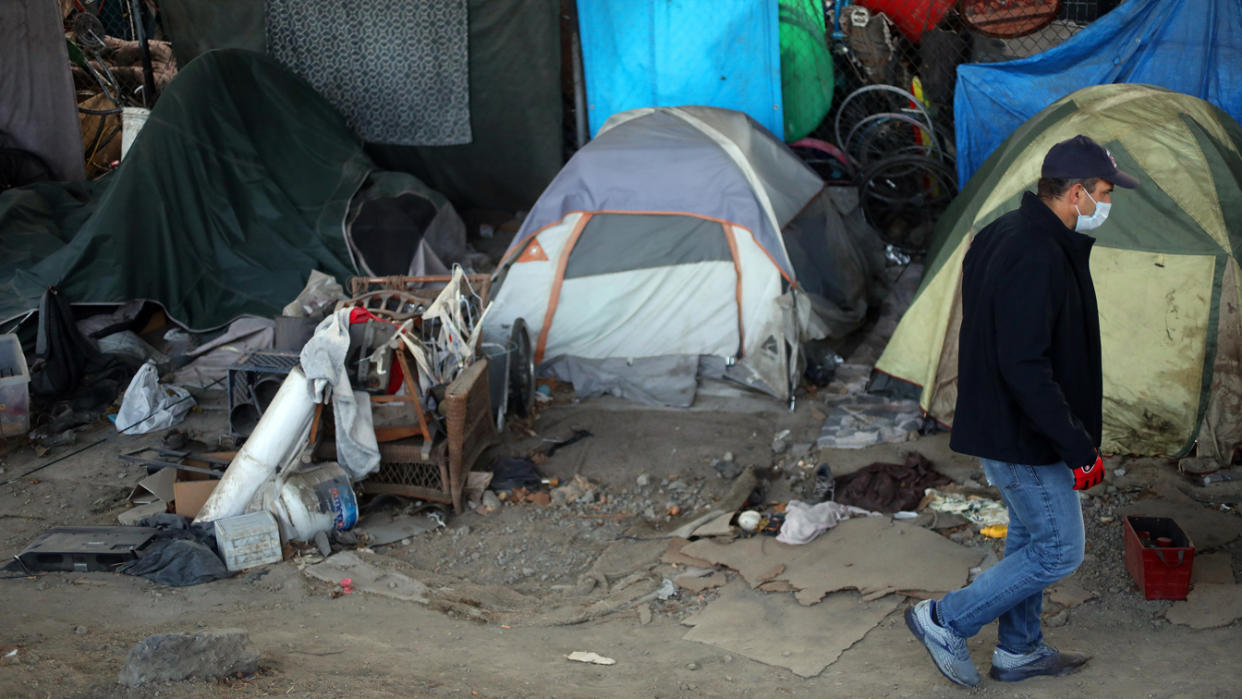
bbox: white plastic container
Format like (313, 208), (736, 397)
(213, 511), (282, 572)
(120, 106), (150, 160)
(267, 462), (359, 542)
(0, 334), (30, 438)
(195, 367), (316, 524)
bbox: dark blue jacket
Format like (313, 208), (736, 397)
(949, 191), (1102, 468)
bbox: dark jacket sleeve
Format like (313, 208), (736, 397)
(991, 245), (1097, 468)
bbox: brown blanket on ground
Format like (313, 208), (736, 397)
(834, 452), (950, 513)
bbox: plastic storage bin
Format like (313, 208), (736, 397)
(0, 334), (30, 438)
(1124, 515), (1195, 600)
(213, 511), (282, 572)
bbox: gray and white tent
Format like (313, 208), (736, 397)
(485, 106), (877, 406)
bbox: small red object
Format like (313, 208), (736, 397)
(340, 577), (353, 594)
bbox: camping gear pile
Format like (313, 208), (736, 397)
(198, 268), (502, 543)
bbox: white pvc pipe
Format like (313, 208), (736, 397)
(195, 367), (316, 523)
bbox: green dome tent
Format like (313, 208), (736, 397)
(875, 84), (1242, 461)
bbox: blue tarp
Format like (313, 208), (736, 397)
(576, 0), (783, 139)
(955, 0), (1242, 186)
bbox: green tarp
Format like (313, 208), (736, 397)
(0, 49), (371, 331)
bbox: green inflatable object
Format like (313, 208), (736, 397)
(779, 0), (834, 142)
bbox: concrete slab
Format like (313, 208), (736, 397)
(355, 510), (440, 546)
(305, 551), (430, 604)
(682, 581), (900, 678)
(1166, 583), (1242, 629)
(1048, 581), (1098, 608)
(1191, 551), (1236, 585)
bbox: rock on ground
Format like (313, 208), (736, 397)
(117, 628), (259, 687)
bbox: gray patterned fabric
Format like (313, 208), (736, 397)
(266, 0), (471, 146)
(1, 0), (84, 181)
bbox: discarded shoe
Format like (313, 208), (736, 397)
(989, 644), (1089, 682)
(905, 600), (981, 687)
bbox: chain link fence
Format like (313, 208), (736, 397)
(63, 0), (177, 177)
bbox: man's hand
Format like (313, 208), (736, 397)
(1072, 455), (1104, 491)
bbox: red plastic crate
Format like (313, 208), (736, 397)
(1123, 515), (1195, 600)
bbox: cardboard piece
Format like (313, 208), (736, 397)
(683, 517), (982, 605)
(683, 581), (900, 677)
(127, 468), (176, 505)
(661, 538), (717, 569)
(1166, 583), (1242, 629)
(589, 538), (667, 579)
(126, 451), (233, 519)
(690, 511), (737, 538)
(675, 571), (727, 593)
(117, 501), (169, 526)
(668, 509), (727, 539)
(174, 472), (218, 519)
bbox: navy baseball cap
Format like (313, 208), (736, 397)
(1041, 134), (1139, 188)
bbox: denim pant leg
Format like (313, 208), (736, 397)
(996, 493), (1044, 652)
(937, 459), (1084, 647)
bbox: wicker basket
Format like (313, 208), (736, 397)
(346, 358), (497, 512)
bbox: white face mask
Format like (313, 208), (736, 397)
(1075, 188), (1111, 231)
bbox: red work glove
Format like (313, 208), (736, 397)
(1072, 454), (1105, 491)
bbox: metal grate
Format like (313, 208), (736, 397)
(371, 461), (445, 491)
(231, 351), (301, 372)
(226, 351), (302, 437)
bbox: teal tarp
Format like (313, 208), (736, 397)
(576, 0), (784, 139)
(0, 50), (371, 330)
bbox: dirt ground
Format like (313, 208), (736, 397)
(2, 380), (1242, 698)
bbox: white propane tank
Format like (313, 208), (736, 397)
(195, 367), (316, 524)
(267, 462), (359, 542)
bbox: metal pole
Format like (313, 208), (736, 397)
(569, 4), (588, 149)
(129, 0), (157, 107)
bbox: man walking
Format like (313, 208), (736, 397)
(906, 135), (1138, 686)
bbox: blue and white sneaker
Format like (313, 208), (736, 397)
(989, 643), (1089, 682)
(905, 600), (981, 687)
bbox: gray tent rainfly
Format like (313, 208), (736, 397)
(485, 106), (878, 406)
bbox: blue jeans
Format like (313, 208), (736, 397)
(937, 459), (1085, 653)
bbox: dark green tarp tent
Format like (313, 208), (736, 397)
(0, 49), (414, 330)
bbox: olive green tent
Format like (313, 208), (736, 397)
(875, 84), (1242, 461)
